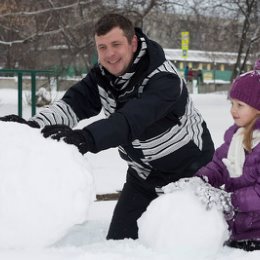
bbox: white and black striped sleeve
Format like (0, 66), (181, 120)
(29, 100), (78, 128)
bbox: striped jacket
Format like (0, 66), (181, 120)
(31, 28), (214, 189)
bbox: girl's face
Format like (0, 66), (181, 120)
(230, 98), (260, 127)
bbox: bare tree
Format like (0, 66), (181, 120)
(229, 0), (259, 79)
(0, 0), (259, 77)
(0, 0), (105, 73)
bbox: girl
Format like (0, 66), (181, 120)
(195, 59), (260, 251)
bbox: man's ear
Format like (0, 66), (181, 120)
(132, 35), (138, 52)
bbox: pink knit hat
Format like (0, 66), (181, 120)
(230, 59), (260, 110)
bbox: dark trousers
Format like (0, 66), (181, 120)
(106, 174), (158, 240)
(225, 240), (260, 251)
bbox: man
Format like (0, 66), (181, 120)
(0, 13), (214, 240)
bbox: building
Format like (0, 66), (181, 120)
(163, 49), (253, 82)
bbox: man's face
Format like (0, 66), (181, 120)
(95, 27), (138, 76)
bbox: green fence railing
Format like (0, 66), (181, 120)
(0, 69), (54, 117)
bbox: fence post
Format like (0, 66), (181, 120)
(31, 71), (36, 116)
(17, 72), (23, 117)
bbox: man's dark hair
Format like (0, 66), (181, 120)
(94, 13), (135, 43)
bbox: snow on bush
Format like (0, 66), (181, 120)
(0, 122), (95, 248)
(138, 189), (229, 259)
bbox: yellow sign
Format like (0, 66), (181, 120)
(203, 72), (213, 81)
(181, 32), (189, 58)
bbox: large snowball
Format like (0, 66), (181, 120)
(0, 122), (95, 248)
(138, 189), (229, 259)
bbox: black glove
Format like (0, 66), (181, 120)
(0, 114), (40, 128)
(41, 125), (94, 154)
(41, 124), (72, 139)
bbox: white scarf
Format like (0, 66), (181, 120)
(226, 128), (260, 177)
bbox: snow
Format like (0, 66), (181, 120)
(0, 122), (95, 249)
(0, 88), (260, 259)
(138, 189), (228, 259)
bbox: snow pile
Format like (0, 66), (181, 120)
(138, 188), (229, 259)
(0, 122), (95, 249)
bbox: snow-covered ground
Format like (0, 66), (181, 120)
(1, 88), (260, 260)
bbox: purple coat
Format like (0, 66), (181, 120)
(196, 119), (260, 241)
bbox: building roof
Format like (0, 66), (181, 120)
(163, 49), (252, 65)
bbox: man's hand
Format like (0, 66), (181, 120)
(41, 125), (93, 154)
(0, 114), (40, 128)
(41, 125), (72, 139)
